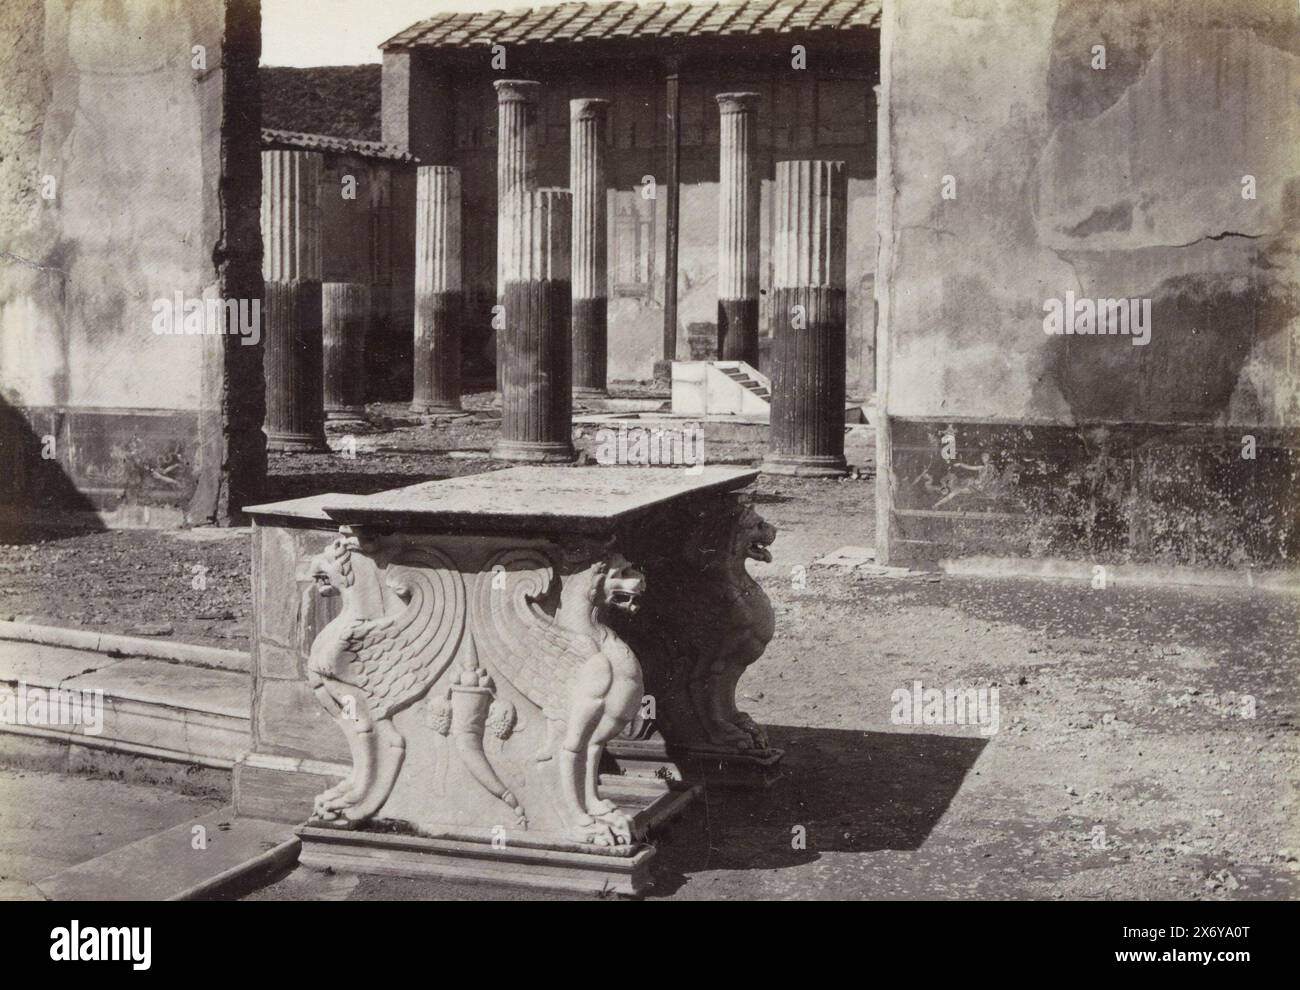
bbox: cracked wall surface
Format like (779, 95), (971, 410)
(0, 0), (262, 528)
(880, 0), (1300, 566)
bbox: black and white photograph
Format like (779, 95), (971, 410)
(0, 0), (1295, 963)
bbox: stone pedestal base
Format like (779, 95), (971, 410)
(489, 438), (576, 462)
(324, 407), (367, 425)
(760, 453), (848, 478)
(298, 779), (697, 896)
(266, 430), (328, 453)
(410, 399), (463, 415)
(607, 738), (784, 788)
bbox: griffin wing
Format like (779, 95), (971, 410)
(471, 548), (599, 722)
(337, 547), (466, 719)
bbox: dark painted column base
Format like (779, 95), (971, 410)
(572, 296), (608, 396)
(323, 283), (370, 427)
(764, 286), (847, 476)
(412, 289), (463, 413)
(264, 280), (327, 453)
(495, 279), (575, 464)
(718, 297), (759, 365)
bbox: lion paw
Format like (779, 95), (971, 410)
(573, 818), (618, 847)
(595, 809), (638, 845)
(706, 719), (756, 751)
(733, 712), (769, 750)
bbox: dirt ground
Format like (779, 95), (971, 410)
(2, 396), (1296, 899)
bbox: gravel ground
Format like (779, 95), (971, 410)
(2, 399), (1295, 899)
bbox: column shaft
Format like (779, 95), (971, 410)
(261, 149), (326, 452)
(495, 80), (541, 395)
(716, 92), (761, 366)
(413, 165), (463, 412)
(570, 98), (609, 396)
(365, 167), (393, 404)
(492, 189), (575, 463)
(322, 282), (370, 422)
(763, 160), (848, 477)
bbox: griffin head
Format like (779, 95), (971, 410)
(560, 542), (647, 616)
(730, 501), (777, 563)
(601, 553), (646, 615)
(308, 536), (355, 598)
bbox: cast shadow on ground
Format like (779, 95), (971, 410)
(646, 724), (986, 896)
(0, 396), (105, 544)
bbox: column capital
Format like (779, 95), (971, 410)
(494, 79), (541, 103)
(570, 97), (610, 122)
(716, 91), (761, 113)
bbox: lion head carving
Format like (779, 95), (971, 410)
(729, 501), (777, 564)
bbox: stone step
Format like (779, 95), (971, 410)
(0, 637), (251, 772)
(36, 807), (298, 901)
(719, 369), (771, 400)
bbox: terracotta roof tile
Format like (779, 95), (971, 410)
(664, 3), (714, 36)
(260, 129), (419, 164)
(382, 0), (879, 50)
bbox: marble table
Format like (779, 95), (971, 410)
(238, 466), (779, 895)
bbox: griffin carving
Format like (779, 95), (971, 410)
(473, 546), (646, 846)
(657, 498), (777, 751)
(306, 529), (465, 823)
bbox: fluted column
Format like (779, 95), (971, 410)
(495, 80), (541, 396)
(366, 167), (394, 403)
(570, 98), (609, 397)
(412, 166), (463, 412)
(716, 92), (761, 365)
(261, 149), (326, 452)
(491, 189), (575, 463)
(322, 282), (370, 423)
(762, 160), (848, 477)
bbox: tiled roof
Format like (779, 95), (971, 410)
(260, 129), (420, 164)
(383, 0), (880, 50)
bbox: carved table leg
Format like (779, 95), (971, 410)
(609, 494), (784, 786)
